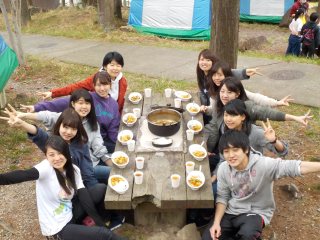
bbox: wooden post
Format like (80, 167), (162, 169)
(10, 0), (25, 64)
(0, 0), (17, 54)
(0, 89), (7, 109)
(209, 0), (240, 68)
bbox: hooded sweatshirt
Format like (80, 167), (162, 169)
(216, 152), (301, 225)
(300, 21), (320, 48)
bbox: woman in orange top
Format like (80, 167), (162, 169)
(37, 52), (128, 113)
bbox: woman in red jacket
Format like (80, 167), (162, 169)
(37, 52), (127, 113)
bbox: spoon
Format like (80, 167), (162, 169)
(199, 165), (202, 172)
(200, 141), (205, 147)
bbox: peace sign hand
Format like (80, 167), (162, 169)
(0, 106), (24, 128)
(277, 95), (294, 107)
(3, 104), (26, 119)
(261, 118), (277, 143)
(20, 104), (35, 113)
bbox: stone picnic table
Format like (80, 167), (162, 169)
(104, 91), (214, 227)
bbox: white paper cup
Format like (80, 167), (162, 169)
(135, 156), (145, 170)
(127, 140), (136, 152)
(133, 108), (141, 118)
(165, 88), (172, 98)
(185, 161), (195, 174)
(144, 88), (152, 98)
(186, 129), (194, 141)
(171, 174), (181, 188)
(174, 98), (182, 108)
(134, 171), (143, 184)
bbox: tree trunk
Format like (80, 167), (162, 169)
(279, 9), (291, 28)
(20, 0), (31, 26)
(61, 0), (65, 7)
(318, 0), (320, 14)
(69, 0), (74, 6)
(209, 0), (239, 68)
(98, 0), (115, 32)
(114, 0), (122, 19)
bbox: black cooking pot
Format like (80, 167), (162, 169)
(146, 108), (181, 136)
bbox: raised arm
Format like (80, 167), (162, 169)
(37, 74), (95, 99)
(34, 96), (70, 113)
(0, 168), (39, 185)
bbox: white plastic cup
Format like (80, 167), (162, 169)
(174, 98), (182, 108)
(135, 156), (145, 170)
(165, 88), (172, 98)
(134, 171), (143, 184)
(127, 140), (136, 152)
(144, 88), (152, 98)
(185, 161), (195, 174)
(133, 108), (141, 118)
(171, 174), (181, 188)
(186, 129), (195, 141)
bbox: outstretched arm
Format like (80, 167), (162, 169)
(300, 162), (320, 175)
(0, 168), (39, 185)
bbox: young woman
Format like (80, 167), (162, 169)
(36, 52), (127, 113)
(204, 77), (312, 153)
(201, 61), (293, 115)
(4, 106), (98, 188)
(196, 49), (257, 124)
(18, 89), (112, 184)
(222, 99), (288, 157)
(0, 134), (126, 240)
(23, 71), (120, 153)
(286, 8), (305, 56)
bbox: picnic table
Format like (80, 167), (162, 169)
(104, 91), (214, 227)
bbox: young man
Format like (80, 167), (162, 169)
(300, 12), (320, 58)
(202, 130), (320, 240)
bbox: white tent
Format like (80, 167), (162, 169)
(128, 0), (294, 40)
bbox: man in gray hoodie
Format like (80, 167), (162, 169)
(202, 130), (320, 240)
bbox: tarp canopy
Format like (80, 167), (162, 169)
(240, 0), (294, 24)
(0, 35), (18, 91)
(128, 0), (294, 40)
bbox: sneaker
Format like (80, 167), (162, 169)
(108, 214), (125, 231)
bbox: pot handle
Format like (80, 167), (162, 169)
(150, 104), (185, 113)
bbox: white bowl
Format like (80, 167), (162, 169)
(189, 144), (207, 161)
(128, 92), (143, 104)
(108, 175), (129, 194)
(186, 170), (205, 190)
(117, 130), (134, 145)
(122, 113), (137, 127)
(111, 151), (129, 169)
(174, 91), (192, 102)
(187, 120), (203, 134)
(186, 102), (200, 116)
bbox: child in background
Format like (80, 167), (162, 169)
(286, 8), (305, 56)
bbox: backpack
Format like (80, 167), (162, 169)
(301, 26), (316, 46)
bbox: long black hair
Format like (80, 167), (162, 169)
(207, 60), (232, 98)
(294, 8), (305, 21)
(216, 77), (248, 116)
(223, 99), (252, 136)
(196, 49), (219, 91)
(69, 89), (98, 131)
(45, 135), (77, 195)
(53, 108), (88, 144)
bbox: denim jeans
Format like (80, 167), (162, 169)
(93, 160), (111, 184)
(286, 34), (301, 56)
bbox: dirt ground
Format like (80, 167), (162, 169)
(0, 24), (319, 240)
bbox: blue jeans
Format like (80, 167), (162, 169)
(93, 160), (111, 184)
(286, 34), (301, 56)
